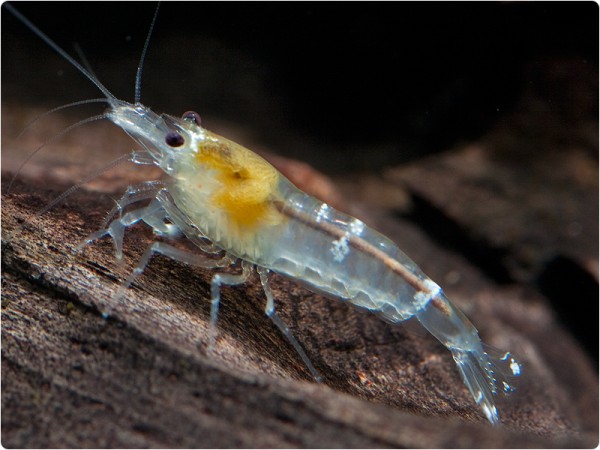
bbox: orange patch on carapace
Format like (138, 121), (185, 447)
(195, 141), (281, 228)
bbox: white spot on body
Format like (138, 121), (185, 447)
(316, 203), (329, 223)
(510, 358), (521, 376)
(331, 235), (349, 262)
(349, 218), (364, 235)
(330, 219), (364, 262)
(413, 279), (442, 308)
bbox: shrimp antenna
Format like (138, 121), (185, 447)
(6, 114), (108, 194)
(134, 2), (161, 105)
(37, 152), (134, 216)
(4, 3), (116, 101)
(16, 98), (109, 139)
(73, 42), (100, 82)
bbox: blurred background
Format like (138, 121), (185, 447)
(2, 2), (598, 363)
(3, 2), (596, 168)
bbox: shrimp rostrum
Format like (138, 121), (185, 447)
(7, 4), (521, 425)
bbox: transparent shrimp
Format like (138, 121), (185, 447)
(7, 4), (521, 425)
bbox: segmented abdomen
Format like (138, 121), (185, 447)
(259, 179), (431, 322)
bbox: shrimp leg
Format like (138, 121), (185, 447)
(154, 189), (224, 255)
(257, 267), (321, 381)
(209, 261), (253, 349)
(78, 182), (167, 259)
(101, 181), (167, 229)
(113, 240), (234, 314)
(84, 195), (234, 315)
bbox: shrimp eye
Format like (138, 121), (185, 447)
(182, 110), (201, 126)
(165, 131), (185, 147)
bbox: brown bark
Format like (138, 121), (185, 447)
(2, 6), (597, 444)
(2, 169), (597, 448)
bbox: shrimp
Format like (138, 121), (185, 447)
(5, 3), (521, 425)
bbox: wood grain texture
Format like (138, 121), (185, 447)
(2, 171), (596, 448)
(2, 3), (597, 446)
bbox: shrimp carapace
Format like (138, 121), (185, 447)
(6, 3), (521, 425)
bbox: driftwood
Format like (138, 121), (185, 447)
(2, 158), (597, 448)
(2, 5), (598, 444)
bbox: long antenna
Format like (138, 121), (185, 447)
(4, 3), (116, 101)
(135, 2), (161, 105)
(6, 113), (108, 194)
(17, 98), (108, 139)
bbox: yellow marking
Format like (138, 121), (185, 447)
(195, 138), (281, 228)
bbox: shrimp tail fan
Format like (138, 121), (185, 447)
(451, 345), (521, 424)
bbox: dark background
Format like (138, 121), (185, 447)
(3, 2), (597, 170)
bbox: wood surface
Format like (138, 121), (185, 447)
(2, 3), (597, 447)
(2, 147), (597, 447)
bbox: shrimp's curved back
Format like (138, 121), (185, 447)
(6, 3), (522, 426)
